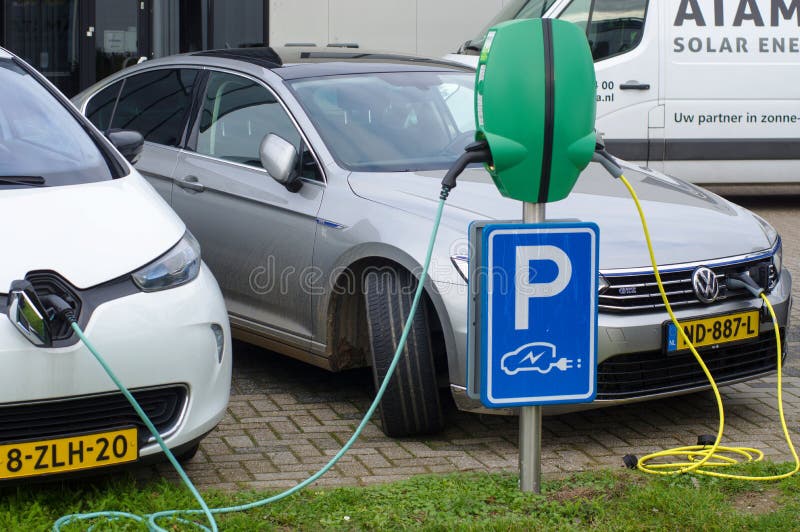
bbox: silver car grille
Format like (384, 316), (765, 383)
(599, 256), (777, 313)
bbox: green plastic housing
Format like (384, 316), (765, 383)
(475, 18), (597, 203)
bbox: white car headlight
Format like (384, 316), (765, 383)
(132, 232), (201, 292)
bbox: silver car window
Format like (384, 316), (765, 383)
(289, 72), (476, 172)
(85, 80), (124, 132)
(197, 71), (303, 168)
(110, 68), (199, 146)
(0, 58), (113, 187)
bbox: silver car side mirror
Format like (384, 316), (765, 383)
(7, 280), (52, 347)
(259, 133), (302, 192)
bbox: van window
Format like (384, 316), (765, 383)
(466, 1), (559, 52)
(110, 69), (199, 146)
(559, 0), (647, 61)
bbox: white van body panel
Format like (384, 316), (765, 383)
(661, 0), (800, 183)
(446, 0), (800, 185)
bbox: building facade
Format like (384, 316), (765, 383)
(1, 0), (507, 96)
(1, 0), (268, 96)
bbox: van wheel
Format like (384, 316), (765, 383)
(363, 267), (444, 437)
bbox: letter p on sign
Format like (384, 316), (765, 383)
(515, 245), (572, 330)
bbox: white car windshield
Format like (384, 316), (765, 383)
(0, 57), (113, 188)
(289, 71), (477, 172)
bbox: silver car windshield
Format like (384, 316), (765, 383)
(289, 72), (477, 172)
(0, 58), (112, 188)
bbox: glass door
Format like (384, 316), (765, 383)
(93, 0), (150, 83)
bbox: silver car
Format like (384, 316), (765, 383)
(73, 47), (791, 437)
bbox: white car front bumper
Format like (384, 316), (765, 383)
(0, 264), (231, 458)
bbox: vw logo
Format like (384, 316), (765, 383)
(692, 267), (719, 304)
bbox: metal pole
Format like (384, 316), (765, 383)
(519, 201), (544, 493)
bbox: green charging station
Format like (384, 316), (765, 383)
(467, 18), (599, 494)
(475, 18), (597, 203)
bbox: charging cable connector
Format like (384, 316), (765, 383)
(592, 138), (623, 179)
(440, 140), (493, 199)
(727, 273), (766, 299)
(41, 294), (76, 325)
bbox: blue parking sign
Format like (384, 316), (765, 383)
(480, 223), (599, 407)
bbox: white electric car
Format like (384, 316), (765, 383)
(0, 47), (231, 482)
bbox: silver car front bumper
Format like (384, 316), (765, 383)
(444, 269), (792, 414)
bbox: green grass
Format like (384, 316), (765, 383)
(2, 462), (800, 531)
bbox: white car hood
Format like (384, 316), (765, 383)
(0, 174), (184, 290)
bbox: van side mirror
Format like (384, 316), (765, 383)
(259, 133), (302, 192)
(7, 280), (52, 347)
(106, 129), (145, 165)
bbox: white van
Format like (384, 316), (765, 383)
(445, 0), (800, 185)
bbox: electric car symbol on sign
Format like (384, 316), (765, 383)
(73, 47), (791, 438)
(0, 48), (231, 481)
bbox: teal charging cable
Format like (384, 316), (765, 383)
(54, 196), (449, 532)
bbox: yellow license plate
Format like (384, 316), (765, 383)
(666, 310), (760, 352)
(0, 427), (138, 480)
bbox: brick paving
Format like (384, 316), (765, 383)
(161, 193), (800, 491)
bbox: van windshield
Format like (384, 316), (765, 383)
(463, 0), (559, 53)
(0, 58), (113, 189)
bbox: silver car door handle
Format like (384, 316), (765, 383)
(620, 81), (650, 90)
(177, 176), (205, 193)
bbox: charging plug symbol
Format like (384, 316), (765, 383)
(552, 357), (573, 372)
(500, 342), (577, 376)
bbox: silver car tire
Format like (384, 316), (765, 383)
(364, 267), (444, 437)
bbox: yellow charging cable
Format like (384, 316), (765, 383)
(619, 174), (799, 480)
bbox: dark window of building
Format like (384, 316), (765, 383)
(111, 68), (198, 146)
(559, 0), (647, 61)
(85, 80), (124, 131)
(197, 71), (300, 167)
(95, 0), (143, 82)
(2, 0), (81, 96)
(179, 0), (206, 52)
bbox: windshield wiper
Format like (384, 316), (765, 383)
(0, 175), (46, 187)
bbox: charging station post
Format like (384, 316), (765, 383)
(519, 202), (545, 492)
(470, 18), (598, 493)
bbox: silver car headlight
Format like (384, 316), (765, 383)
(598, 274), (609, 294)
(772, 239), (782, 285)
(132, 232), (201, 292)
